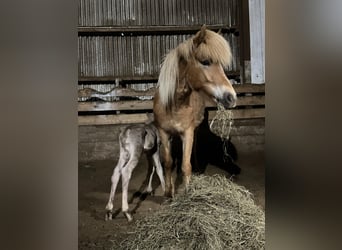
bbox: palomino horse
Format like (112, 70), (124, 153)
(153, 26), (237, 197)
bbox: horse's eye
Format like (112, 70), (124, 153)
(200, 60), (211, 66)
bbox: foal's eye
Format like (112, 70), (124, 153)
(200, 60), (211, 66)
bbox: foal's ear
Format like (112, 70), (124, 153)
(193, 24), (207, 47)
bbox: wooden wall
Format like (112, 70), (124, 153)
(79, 119), (264, 162)
(77, 0), (265, 162)
(78, 0), (257, 125)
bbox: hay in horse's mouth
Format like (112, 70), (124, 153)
(115, 174), (265, 250)
(209, 103), (234, 140)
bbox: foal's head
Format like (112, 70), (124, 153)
(158, 26), (237, 109)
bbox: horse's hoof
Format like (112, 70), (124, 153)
(164, 190), (174, 198)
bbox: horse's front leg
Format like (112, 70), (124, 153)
(181, 127), (195, 187)
(159, 129), (173, 197)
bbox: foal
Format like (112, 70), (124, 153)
(105, 123), (165, 221)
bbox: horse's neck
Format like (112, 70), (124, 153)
(174, 78), (192, 107)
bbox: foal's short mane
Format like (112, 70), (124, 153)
(157, 29), (232, 108)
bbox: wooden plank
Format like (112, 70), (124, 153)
(78, 113), (151, 126)
(78, 87), (155, 98)
(234, 83), (265, 93)
(78, 95), (265, 112)
(78, 75), (158, 82)
(78, 108), (265, 126)
(204, 95), (265, 107)
(78, 71), (241, 82)
(78, 84), (265, 100)
(78, 85), (265, 99)
(78, 100), (152, 112)
(209, 108), (265, 120)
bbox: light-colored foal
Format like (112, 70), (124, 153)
(105, 123), (165, 221)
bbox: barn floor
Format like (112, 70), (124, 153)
(78, 151), (265, 250)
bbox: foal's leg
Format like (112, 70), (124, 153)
(145, 148), (165, 194)
(105, 151), (128, 220)
(152, 148), (165, 192)
(159, 129), (173, 197)
(145, 164), (155, 193)
(121, 148), (142, 222)
(181, 128), (195, 187)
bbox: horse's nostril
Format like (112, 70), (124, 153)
(227, 93), (234, 103)
(226, 93), (236, 104)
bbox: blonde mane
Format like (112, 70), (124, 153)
(157, 29), (232, 107)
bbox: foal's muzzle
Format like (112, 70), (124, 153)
(219, 92), (237, 109)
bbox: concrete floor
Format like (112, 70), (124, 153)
(78, 150), (264, 249)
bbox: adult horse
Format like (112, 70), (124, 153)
(153, 26), (237, 197)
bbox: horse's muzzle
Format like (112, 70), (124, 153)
(219, 92), (237, 109)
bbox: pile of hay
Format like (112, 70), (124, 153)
(116, 174), (265, 250)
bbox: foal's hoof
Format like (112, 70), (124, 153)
(123, 212), (133, 222)
(144, 189), (155, 196)
(105, 211), (113, 221)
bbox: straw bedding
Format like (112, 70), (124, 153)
(114, 174), (265, 250)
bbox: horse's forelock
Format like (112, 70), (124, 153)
(195, 30), (232, 68)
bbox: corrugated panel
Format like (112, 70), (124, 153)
(79, 33), (240, 78)
(78, 0), (239, 27)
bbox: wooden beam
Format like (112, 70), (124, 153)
(209, 108), (265, 120)
(78, 95), (265, 112)
(78, 75), (158, 82)
(78, 108), (265, 126)
(78, 71), (241, 82)
(78, 84), (265, 100)
(78, 87), (155, 98)
(234, 83), (265, 93)
(78, 113), (152, 126)
(78, 100), (152, 112)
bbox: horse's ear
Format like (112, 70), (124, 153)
(193, 24), (207, 47)
(217, 28), (222, 35)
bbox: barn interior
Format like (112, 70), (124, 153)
(78, 0), (265, 249)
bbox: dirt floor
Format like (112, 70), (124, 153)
(78, 151), (265, 250)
